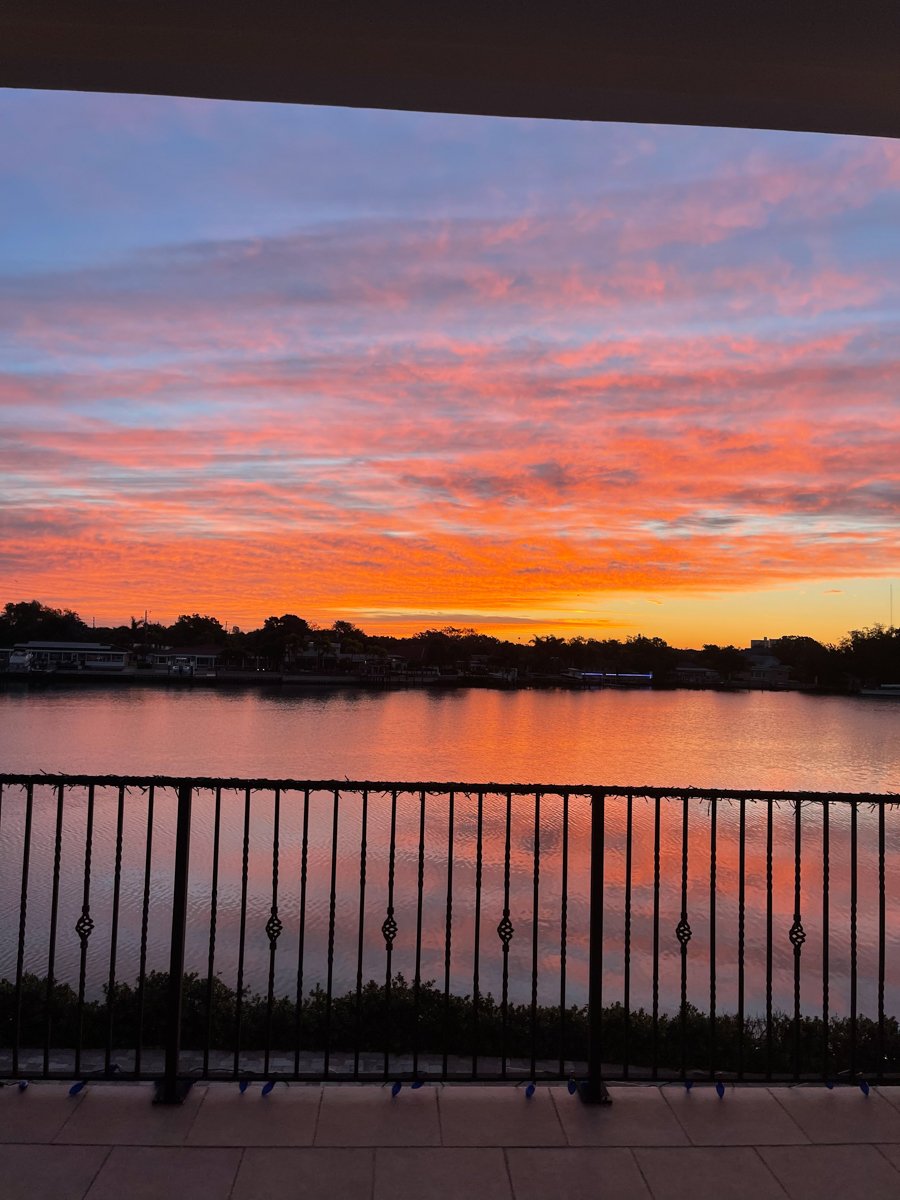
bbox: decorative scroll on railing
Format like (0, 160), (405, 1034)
(0, 774), (897, 1103)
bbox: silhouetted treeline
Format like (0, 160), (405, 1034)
(2, 600), (900, 688)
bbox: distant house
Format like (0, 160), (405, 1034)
(737, 640), (792, 688)
(153, 644), (222, 674)
(7, 641), (128, 671)
(672, 663), (721, 687)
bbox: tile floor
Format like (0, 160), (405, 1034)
(2, 1081), (900, 1198)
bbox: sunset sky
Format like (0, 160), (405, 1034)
(1, 90), (899, 645)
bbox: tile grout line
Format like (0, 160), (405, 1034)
(659, 1083), (696, 1144)
(750, 1146), (794, 1198)
(368, 1146), (376, 1200)
(762, 1086), (816, 1144)
(225, 1146), (246, 1200)
(872, 1145), (900, 1173)
(51, 1088), (87, 1143)
(548, 1086), (574, 1146)
(547, 1087), (568, 1143)
(80, 1142), (115, 1200)
(628, 1146), (657, 1199)
(311, 1084), (325, 1146)
(182, 1082), (207, 1143)
(501, 1147), (516, 1199)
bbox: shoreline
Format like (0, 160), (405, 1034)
(0, 667), (863, 697)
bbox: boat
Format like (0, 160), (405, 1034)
(859, 683), (900, 698)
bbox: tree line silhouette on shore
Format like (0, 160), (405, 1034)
(2, 599), (899, 688)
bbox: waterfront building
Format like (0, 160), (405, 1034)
(3, 640), (128, 672)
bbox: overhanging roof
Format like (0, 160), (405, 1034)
(2, 2), (899, 139)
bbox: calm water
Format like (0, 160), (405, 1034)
(1, 686), (898, 1036)
(2, 683), (899, 788)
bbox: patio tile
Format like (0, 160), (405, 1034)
(0, 1081), (84, 1143)
(84, 1147), (241, 1200)
(760, 1145), (900, 1199)
(375, 1147), (511, 1200)
(552, 1085), (689, 1146)
(874, 1087), (900, 1113)
(0, 1144), (109, 1200)
(634, 1147), (789, 1200)
(769, 1086), (900, 1143)
(232, 1148), (374, 1200)
(507, 1147), (650, 1200)
(55, 1081), (205, 1145)
(315, 1084), (441, 1145)
(439, 1085), (566, 1146)
(186, 1082), (321, 1146)
(662, 1085), (809, 1145)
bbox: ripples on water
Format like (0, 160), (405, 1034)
(1, 686), (898, 1024)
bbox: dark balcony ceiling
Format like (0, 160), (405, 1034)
(2, 2), (899, 140)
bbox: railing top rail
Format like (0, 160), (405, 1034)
(0, 772), (897, 805)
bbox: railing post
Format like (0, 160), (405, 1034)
(156, 782), (193, 1104)
(580, 790), (611, 1104)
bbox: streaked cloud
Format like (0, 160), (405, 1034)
(1, 94), (899, 638)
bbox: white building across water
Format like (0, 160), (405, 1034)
(1, 641), (128, 672)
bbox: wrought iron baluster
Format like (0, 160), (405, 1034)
(651, 795), (660, 1079)
(676, 796), (692, 1081)
(354, 788), (369, 1079)
(849, 799), (858, 1078)
(13, 782), (35, 1077)
(382, 788), (398, 1080)
(160, 782), (193, 1104)
(472, 790), (484, 1079)
(709, 795), (717, 1079)
(789, 801), (806, 1081)
(737, 798), (746, 1080)
(43, 783), (65, 1078)
(264, 786), (283, 1077)
(105, 784), (126, 1075)
(75, 784), (96, 1077)
(442, 790), (454, 1078)
(135, 784), (156, 1077)
(821, 801), (830, 1083)
(498, 790), (514, 1079)
(412, 789), (426, 1078)
(765, 799), (773, 1079)
(202, 785), (221, 1078)
(294, 789), (310, 1075)
(233, 786), (252, 1077)
(623, 791), (633, 1080)
(324, 789), (340, 1077)
(581, 789), (610, 1103)
(558, 791), (569, 1079)
(878, 801), (886, 1083)
(529, 790), (541, 1082)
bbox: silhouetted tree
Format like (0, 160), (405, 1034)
(0, 600), (89, 643)
(166, 613), (228, 647)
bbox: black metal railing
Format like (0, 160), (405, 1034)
(0, 774), (898, 1101)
